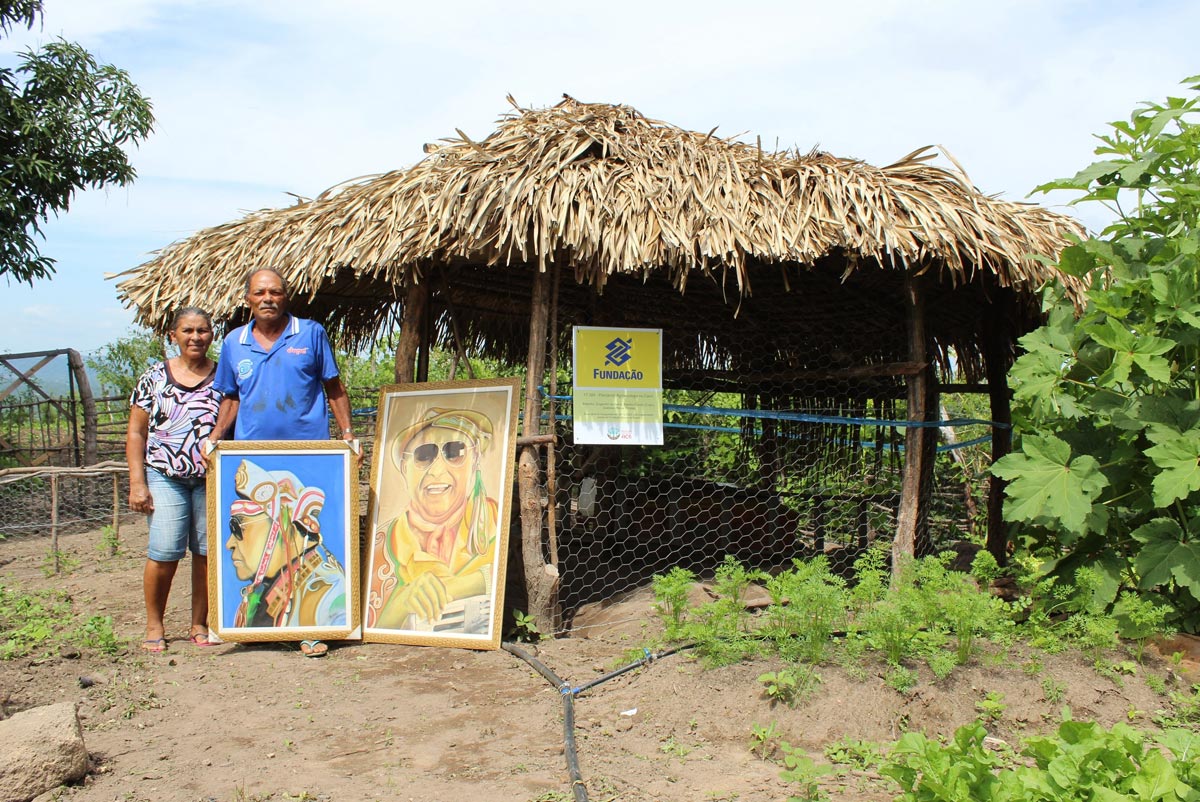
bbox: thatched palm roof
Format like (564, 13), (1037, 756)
(116, 96), (1084, 380)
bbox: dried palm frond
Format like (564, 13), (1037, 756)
(116, 96), (1085, 348)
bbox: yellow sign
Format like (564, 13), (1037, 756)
(573, 327), (662, 390)
(572, 326), (663, 446)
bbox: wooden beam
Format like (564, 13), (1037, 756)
(893, 269), (935, 578)
(438, 269), (476, 380)
(0, 354), (56, 403)
(668, 361), (928, 385)
(938, 383), (1000, 394)
(68, 349), (98, 465)
(984, 307), (1014, 567)
(0, 349), (70, 361)
(518, 268), (560, 634)
(393, 282), (428, 383)
(0, 356), (71, 420)
(546, 263), (561, 569)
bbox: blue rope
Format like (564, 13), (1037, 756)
(537, 388), (1008, 431)
(343, 394), (1000, 453)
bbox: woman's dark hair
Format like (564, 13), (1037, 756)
(170, 307), (213, 330)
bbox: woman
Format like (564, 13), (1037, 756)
(126, 308), (222, 652)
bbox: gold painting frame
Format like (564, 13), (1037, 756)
(207, 440), (361, 642)
(363, 377), (521, 649)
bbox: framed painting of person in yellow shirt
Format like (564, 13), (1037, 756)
(363, 378), (520, 649)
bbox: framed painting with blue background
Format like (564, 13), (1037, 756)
(206, 440), (360, 642)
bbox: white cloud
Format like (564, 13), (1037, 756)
(2, 0), (1199, 354)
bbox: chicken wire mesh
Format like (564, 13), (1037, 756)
(535, 377), (996, 636)
(0, 467), (130, 542)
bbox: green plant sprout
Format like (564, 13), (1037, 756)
(511, 610), (540, 642)
(975, 692), (1006, 723)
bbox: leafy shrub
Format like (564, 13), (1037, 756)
(996, 76), (1200, 632)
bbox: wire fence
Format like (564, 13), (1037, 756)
(0, 463), (131, 575)
(0, 382), (995, 629)
(541, 392), (993, 632)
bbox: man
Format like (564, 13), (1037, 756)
(366, 407), (498, 634)
(227, 459), (346, 628)
(208, 267), (354, 444)
(207, 267), (356, 656)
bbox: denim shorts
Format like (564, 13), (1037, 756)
(145, 468), (207, 561)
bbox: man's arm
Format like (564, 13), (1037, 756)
(209, 396), (239, 442)
(201, 396), (239, 467)
(324, 376), (355, 441)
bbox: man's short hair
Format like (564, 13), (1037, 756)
(244, 267), (290, 296)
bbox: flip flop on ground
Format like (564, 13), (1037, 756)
(140, 638), (167, 653)
(299, 640), (327, 658)
(188, 630), (216, 647)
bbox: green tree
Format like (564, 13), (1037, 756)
(0, 0), (154, 284)
(993, 76), (1200, 631)
(87, 327), (162, 397)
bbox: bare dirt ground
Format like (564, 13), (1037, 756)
(1, 522), (1193, 802)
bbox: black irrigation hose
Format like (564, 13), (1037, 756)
(502, 641), (697, 802)
(503, 642), (588, 802)
(572, 644), (695, 696)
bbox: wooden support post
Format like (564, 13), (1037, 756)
(50, 474), (60, 574)
(893, 269), (934, 579)
(417, 284), (432, 382)
(439, 269), (476, 380)
(546, 263), (560, 569)
(111, 474), (121, 555)
(984, 307), (1013, 567)
(67, 349), (97, 465)
(813, 496), (826, 556)
(518, 268), (560, 634)
(394, 282), (429, 383)
(918, 381), (938, 557)
(856, 497), (870, 552)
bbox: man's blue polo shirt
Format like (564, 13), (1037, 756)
(213, 315), (339, 440)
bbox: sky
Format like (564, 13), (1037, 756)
(1, 0), (1197, 360)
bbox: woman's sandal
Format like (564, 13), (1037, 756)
(188, 630), (216, 647)
(299, 640), (328, 658)
(140, 637), (167, 653)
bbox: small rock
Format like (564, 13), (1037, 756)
(78, 677), (95, 689)
(59, 646), (80, 660)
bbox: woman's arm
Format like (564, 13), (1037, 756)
(125, 406), (153, 513)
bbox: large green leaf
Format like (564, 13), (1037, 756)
(1088, 319), (1175, 384)
(1132, 519), (1200, 599)
(1034, 159), (1129, 193)
(1145, 431), (1200, 506)
(993, 436), (1108, 534)
(1150, 270), (1200, 329)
